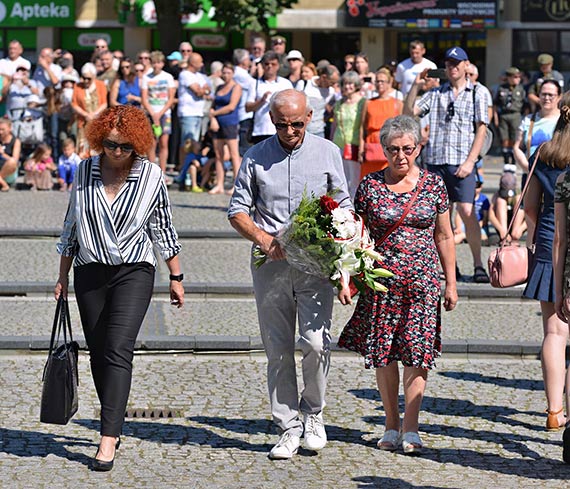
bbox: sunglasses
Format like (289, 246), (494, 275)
(81, 76), (92, 81)
(274, 121), (305, 130)
(272, 40), (285, 45)
(386, 145), (416, 156)
(445, 101), (455, 122)
(102, 139), (134, 153)
(135, 68), (144, 72)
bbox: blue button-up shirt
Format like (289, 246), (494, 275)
(228, 132), (352, 235)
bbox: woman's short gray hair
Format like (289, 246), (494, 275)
(81, 62), (97, 77)
(340, 70), (361, 90)
(380, 115), (421, 148)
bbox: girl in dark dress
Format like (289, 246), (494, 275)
(526, 91), (570, 433)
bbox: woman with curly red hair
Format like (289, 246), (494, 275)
(54, 105), (184, 472)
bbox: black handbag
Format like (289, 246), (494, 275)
(40, 296), (79, 425)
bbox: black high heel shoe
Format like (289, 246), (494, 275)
(92, 437), (121, 472)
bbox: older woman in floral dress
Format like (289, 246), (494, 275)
(338, 115), (457, 455)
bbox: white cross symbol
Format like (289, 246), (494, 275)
(449, 48), (458, 56)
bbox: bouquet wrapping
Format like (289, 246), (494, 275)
(254, 192), (393, 294)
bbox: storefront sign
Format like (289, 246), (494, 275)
(521, 0), (570, 22)
(190, 33), (227, 50)
(0, 0), (74, 26)
(344, 0), (497, 29)
(60, 29), (124, 51)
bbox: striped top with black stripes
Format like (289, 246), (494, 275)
(57, 155), (181, 267)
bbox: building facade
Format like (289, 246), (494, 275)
(0, 0), (568, 87)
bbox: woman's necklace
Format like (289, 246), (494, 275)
(101, 158), (132, 198)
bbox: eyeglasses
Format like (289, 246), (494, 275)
(102, 139), (134, 153)
(386, 145), (417, 156)
(81, 76), (92, 81)
(445, 101), (455, 122)
(135, 68), (144, 72)
(272, 40), (285, 45)
(274, 121), (305, 130)
(121, 65), (131, 69)
(376, 79), (389, 84)
(540, 92), (558, 99)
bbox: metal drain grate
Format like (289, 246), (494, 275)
(95, 408), (185, 418)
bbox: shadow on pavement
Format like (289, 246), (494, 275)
(0, 427), (93, 468)
(353, 476), (445, 489)
(171, 203), (228, 212)
(437, 371), (544, 391)
(351, 388), (543, 431)
(76, 417), (274, 454)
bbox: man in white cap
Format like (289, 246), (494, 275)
(286, 49), (304, 85)
(404, 46), (490, 283)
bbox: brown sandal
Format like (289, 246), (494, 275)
(546, 407), (566, 431)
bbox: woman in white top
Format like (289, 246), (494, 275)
(55, 105), (184, 472)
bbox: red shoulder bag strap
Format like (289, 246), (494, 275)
(376, 170), (428, 248)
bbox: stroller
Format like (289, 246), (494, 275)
(11, 107), (45, 147)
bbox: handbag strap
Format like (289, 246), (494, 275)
(376, 170), (428, 247)
(48, 296), (64, 356)
(503, 144), (542, 243)
(526, 112), (537, 159)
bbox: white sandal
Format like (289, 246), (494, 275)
(401, 431), (423, 454)
(377, 429), (400, 451)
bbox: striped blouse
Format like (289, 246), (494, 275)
(57, 154), (181, 267)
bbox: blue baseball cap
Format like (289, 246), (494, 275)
(444, 47), (469, 62)
(167, 51), (183, 61)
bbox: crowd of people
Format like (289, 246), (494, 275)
(0, 33), (563, 466)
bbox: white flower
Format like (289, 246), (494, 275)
(331, 208), (359, 239)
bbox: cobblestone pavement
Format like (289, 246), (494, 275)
(1, 354), (568, 488)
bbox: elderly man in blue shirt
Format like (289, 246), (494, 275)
(229, 89), (351, 459)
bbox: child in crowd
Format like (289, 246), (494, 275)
(454, 180), (490, 245)
(24, 143), (56, 191)
(57, 138), (81, 191)
(488, 171), (527, 243)
(177, 138), (210, 193)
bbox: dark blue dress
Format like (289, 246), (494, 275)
(523, 156), (564, 302)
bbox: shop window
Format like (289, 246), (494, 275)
(513, 30), (570, 81)
(513, 31), (556, 54)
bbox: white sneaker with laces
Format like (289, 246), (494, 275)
(268, 431), (300, 460)
(303, 412), (327, 450)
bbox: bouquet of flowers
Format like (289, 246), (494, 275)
(254, 191), (393, 294)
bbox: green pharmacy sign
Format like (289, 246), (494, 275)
(0, 0), (75, 26)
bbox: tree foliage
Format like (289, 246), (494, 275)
(208, 0), (297, 33)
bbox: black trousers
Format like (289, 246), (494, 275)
(74, 262), (155, 436)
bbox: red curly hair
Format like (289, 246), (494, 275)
(84, 105), (154, 156)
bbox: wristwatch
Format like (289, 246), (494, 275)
(169, 273), (184, 282)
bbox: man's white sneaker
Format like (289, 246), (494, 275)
(268, 431), (300, 460)
(303, 412), (327, 450)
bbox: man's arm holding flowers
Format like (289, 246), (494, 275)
(230, 213), (285, 261)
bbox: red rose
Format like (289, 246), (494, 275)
(320, 195), (339, 214)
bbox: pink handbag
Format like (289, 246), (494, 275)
(487, 145), (541, 288)
(488, 244), (529, 288)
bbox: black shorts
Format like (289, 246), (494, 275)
(212, 124), (239, 140)
(427, 164), (476, 204)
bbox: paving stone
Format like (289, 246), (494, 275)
(1, 354), (568, 488)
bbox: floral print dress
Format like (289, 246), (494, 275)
(554, 169), (570, 296)
(338, 169), (449, 369)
